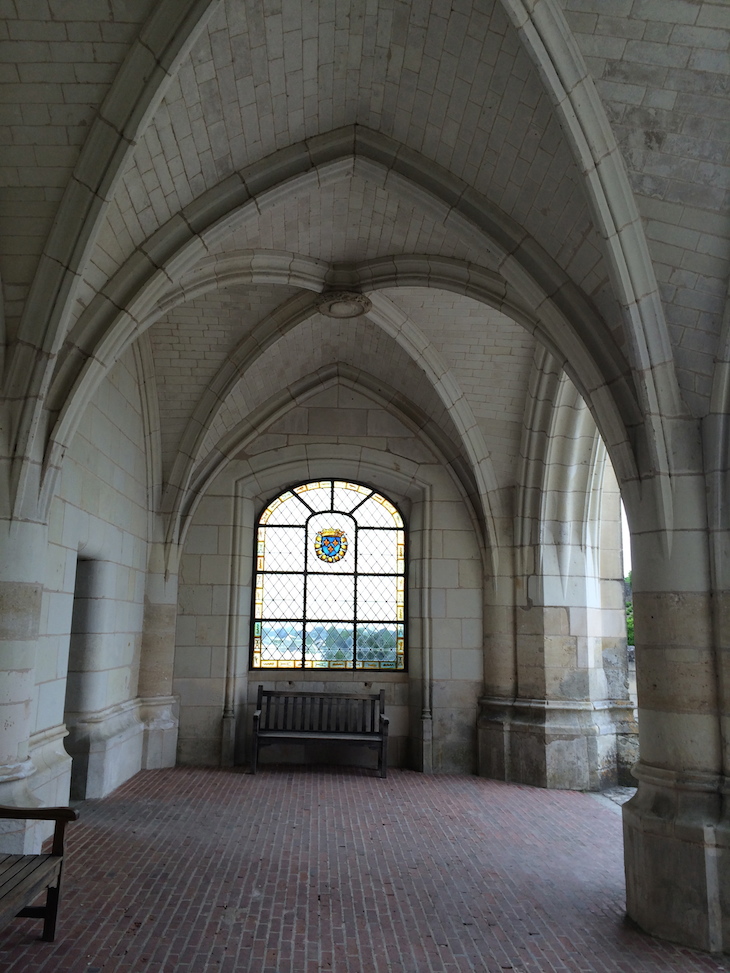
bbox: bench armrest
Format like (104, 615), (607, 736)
(379, 714), (389, 729)
(0, 805), (78, 823)
(0, 805), (79, 856)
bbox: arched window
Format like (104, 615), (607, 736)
(251, 480), (406, 670)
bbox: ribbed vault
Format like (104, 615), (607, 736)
(5, 0), (689, 549)
(39, 132), (644, 529)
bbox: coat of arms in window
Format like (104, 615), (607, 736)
(314, 528), (348, 563)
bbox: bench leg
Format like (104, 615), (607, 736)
(42, 884), (60, 942)
(16, 880), (62, 942)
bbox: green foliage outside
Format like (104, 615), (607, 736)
(625, 571), (634, 645)
(307, 624), (396, 662)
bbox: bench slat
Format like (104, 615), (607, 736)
(256, 730), (382, 743)
(0, 855), (61, 931)
(0, 855), (59, 898)
(0, 805), (77, 942)
(252, 687), (389, 777)
(257, 694), (386, 734)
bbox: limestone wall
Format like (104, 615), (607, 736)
(173, 388), (484, 774)
(34, 349), (150, 802)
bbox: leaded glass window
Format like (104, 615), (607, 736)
(251, 480), (406, 670)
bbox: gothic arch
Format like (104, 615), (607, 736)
(173, 435), (484, 774)
(480, 344), (636, 790)
(168, 367), (489, 575)
(7, 0), (221, 519)
(37, 134), (644, 531)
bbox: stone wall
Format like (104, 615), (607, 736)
(173, 387), (484, 774)
(35, 349), (151, 803)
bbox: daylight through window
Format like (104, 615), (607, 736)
(251, 480), (406, 670)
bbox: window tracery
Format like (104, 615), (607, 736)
(251, 480), (406, 670)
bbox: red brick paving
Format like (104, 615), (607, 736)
(1, 766), (728, 973)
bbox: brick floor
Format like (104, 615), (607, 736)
(1, 767), (729, 973)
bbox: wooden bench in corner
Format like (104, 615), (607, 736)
(252, 686), (389, 778)
(0, 804), (79, 942)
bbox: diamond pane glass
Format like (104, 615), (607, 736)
(258, 525), (305, 572)
(257, 572), (304, 619)
(357, 575), (398, 621)
(306, 574), (355, 620)
(355, 623), (400, 668)
(251, 480), (406, 670)
(261, 491), (309, 526)
(357, 529), (400, 574)
(352, 494), (402, 528)
(254, 622), (303, 667)
(305, 623), (354, 668)
(332, 481), (373, 512)
(294, 481), (332, 511)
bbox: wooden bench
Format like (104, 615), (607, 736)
(252, 686), (389, 778)
(0, 804), (79, 942)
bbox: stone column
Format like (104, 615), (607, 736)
(477, 541), (519, 780)
(507, 600), (631, 790)
(0, 519), (47, 851)
(623, 478), (724, 952)
(137, 542), (179, 769)
(706, 408), (730, 951)
(480, 479), (635, 791)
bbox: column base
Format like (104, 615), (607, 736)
(0, 758), (41, 853)
(624, 762), (729, 953)
(66, 696), (179, 799)
(477, 695), (638, 790)
(0, 726), (73, 852)
(139, 695), (179, 769)
(221, 712), (236, 767)
(418, 715), (433, 773)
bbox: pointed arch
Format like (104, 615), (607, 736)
(37, 130), (645, 531)
(516, 344), (611, 599)
(7, 0), (222, 520)
(168, 365), (490, 577)
(155, 289), (502, 576)
(502, 0), (684, 537)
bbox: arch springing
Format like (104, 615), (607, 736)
(251, 480), (406, 670)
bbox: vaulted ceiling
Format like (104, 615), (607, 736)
(3, 0), (728, 530)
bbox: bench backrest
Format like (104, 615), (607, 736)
(256, 687), (384, 735)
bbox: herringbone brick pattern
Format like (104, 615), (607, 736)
(1, 767), (728, 973)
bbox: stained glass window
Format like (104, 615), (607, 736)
(251, 480), (406, 670)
